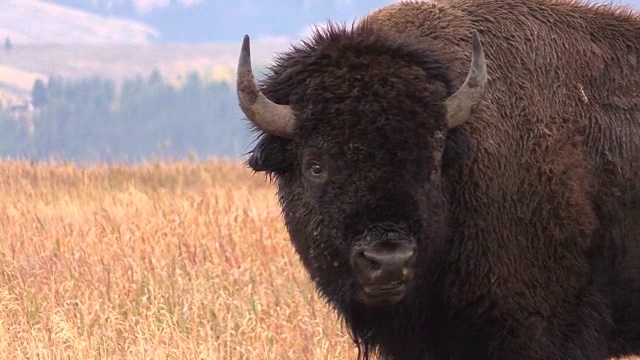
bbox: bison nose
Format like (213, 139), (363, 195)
(353, 241), (417, 284)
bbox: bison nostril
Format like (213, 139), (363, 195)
(360, 251), (382, 271)
(355, 242), (416, 277)
(362, 245), (415, 266)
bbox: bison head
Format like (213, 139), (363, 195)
(237, 22), (486, 309)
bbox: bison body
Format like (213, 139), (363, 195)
(236, 0), (640, 358)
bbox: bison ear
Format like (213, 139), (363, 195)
(246, 134), (294, 174)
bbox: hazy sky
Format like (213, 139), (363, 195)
(131, 0), (203, 13)
(128, 0), (638, 13)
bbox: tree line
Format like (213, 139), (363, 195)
(0, 70), (256, 164)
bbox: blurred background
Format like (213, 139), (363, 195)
(0, 0), (638, 164)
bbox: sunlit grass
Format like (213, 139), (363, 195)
(0, 160), (356, 359)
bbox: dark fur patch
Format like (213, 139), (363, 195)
(246, 134), (293, 174)
(442, 127), (472, 174)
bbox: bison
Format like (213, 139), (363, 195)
(235, 0), (640, 358)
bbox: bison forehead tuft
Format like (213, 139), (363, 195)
(259, 20), (455, 134)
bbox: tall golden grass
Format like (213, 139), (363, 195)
(0, 160), (356, 359)
(1, 160), (635, 360)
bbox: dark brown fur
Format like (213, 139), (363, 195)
(244, 0), (640, 358)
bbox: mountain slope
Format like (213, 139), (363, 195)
(0, 1), (290, 100)
(0, 0), (159, 44)
(0, 40), (291, 102)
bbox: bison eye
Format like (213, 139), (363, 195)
(310, 162), (324, 176)
(303, 159), (328, 183)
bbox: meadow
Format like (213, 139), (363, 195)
(0, 160), (356, 359)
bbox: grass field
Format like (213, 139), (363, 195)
(0, 160), (356, 359)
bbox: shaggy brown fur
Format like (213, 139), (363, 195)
(243, 0), (640, 359)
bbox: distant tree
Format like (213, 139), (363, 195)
(0, 71), (247, 163)
(4, 36), (12, 51)
(46, 75), (64, 97)
(148, 69), (164, 86)
(31, 79), (48, 108)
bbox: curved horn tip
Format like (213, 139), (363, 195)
(242, 34), (250, 50)
(471, 29), (484, 53)
(239, 35), (252, 69)
(444, 29), (488, 129)
(471, 29), (485, 61)
(236, 32), (297, 139)
(471, 29), (480, 45)
(470, 29), (487, 85)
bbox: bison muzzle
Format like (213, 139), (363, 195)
(351, 226), (417, 307)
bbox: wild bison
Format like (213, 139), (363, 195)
(235, 0), (640, 358)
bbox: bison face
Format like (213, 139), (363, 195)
(295, 145), (428, 307)
(238, 24), (485, 309)
(247, 127), (453, 309)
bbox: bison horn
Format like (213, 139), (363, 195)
(236, 34), (297, 138)
(445, 29), (488, 128)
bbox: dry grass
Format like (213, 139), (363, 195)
(0, 160), (356, 359)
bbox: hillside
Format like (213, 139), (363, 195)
(0, 0), (158, 44)
(0, 0), (293, 99)
(0, 39), (291, 99)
